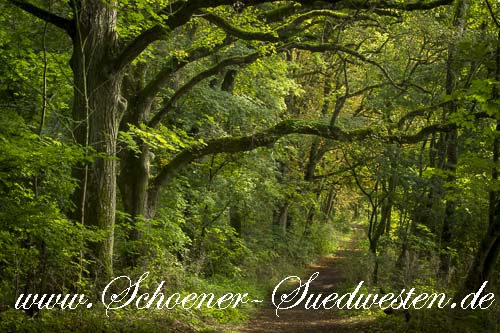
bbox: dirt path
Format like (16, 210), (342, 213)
(238, 227), (373, 333)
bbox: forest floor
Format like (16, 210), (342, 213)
(232, 224), (382, 333)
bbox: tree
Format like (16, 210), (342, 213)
(457, 0), (500, 297)
(6, 0), (454, 281)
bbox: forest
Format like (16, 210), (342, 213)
(1, 0), (500, 331)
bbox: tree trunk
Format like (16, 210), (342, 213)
(229, 206), (243, 237)
(118, 66), (154, 266)
(458, 28), (500, 298)
(273, 203), (289, 237)
(118, 144), (151, 266)
(439, 0), (468, 279)
(70, 0), (125, 281)
(459, 213), (500, 299)
(322, 188), (336, 220)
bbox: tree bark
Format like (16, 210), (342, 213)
(70, 0), (125, 280)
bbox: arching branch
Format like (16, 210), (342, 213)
(148, 119), (455, 207)
(148, 51), (261, 128)
(396, 101), (449, 128)
(201, 9), (375, 42)
(289, 42), (402, 89)
(137, 41), (229, 106)
(113, 0), (453, 73)
(7, 0), (74, 35)
(113, 0), (262, 73)
(263, 0), (452, 22)
(200, 12), (279, 42)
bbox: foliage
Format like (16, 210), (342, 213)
(0, 110), (84, 304)
(2, 0), (500, 331)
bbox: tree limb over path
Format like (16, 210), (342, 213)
(7, 0), (454, 74)
(150, 119), (455, 201)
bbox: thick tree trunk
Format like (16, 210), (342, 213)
(70, 0), (125, 281)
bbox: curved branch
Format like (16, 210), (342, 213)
(7, 0), (74, 35)
(113, 25), (167, 74)
(148, 51), (261, 128)
(398, 0), (455, 10)
(201, 12), (279, 42)
(113, 0), (207, 73)
(289, 42), (402, 89)
(394, 123), (455, 144)
(137, 42), (228, 105)
(202, 9), (376, 42)
(326, 0), (454, 11)
(149, 119), (455, 205)
(347, 83), (388, 98)
(396, 101), (449, 128)
(113, 0), (264, 73)
(283, 9), (376, 28)
(114, 0), (453, 73)
(263, 0), (451, 22)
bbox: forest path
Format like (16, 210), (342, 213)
(237, 224), (375, 333)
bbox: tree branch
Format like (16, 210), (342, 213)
(282, 9), (377, 28)
(396, 101), (449, 128)
(394, 123), (455, 144)
(150, 119), (455, 202)
(112, 0), (203, 73)
(113, 0), (259, 73)
(313, 164), (362, 180)
(321, 0), (454, 11)
(200, 12), (280, 42)
(289, 42), (402, 89)
(114, 0), (453, 73)
(148, 51), (261, 128)
(7, 0), (74, 35)
(392, 0), (455, 10)
(201, 9), (376, 42)
(346, 83), (388, 98)
(263, 0), (451, 22)
(485, 0), (500, 29)
(113, 25), (168, 74)
(137, 42), (228, 106)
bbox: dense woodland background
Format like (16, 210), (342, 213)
(1, 0), (500, 331)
